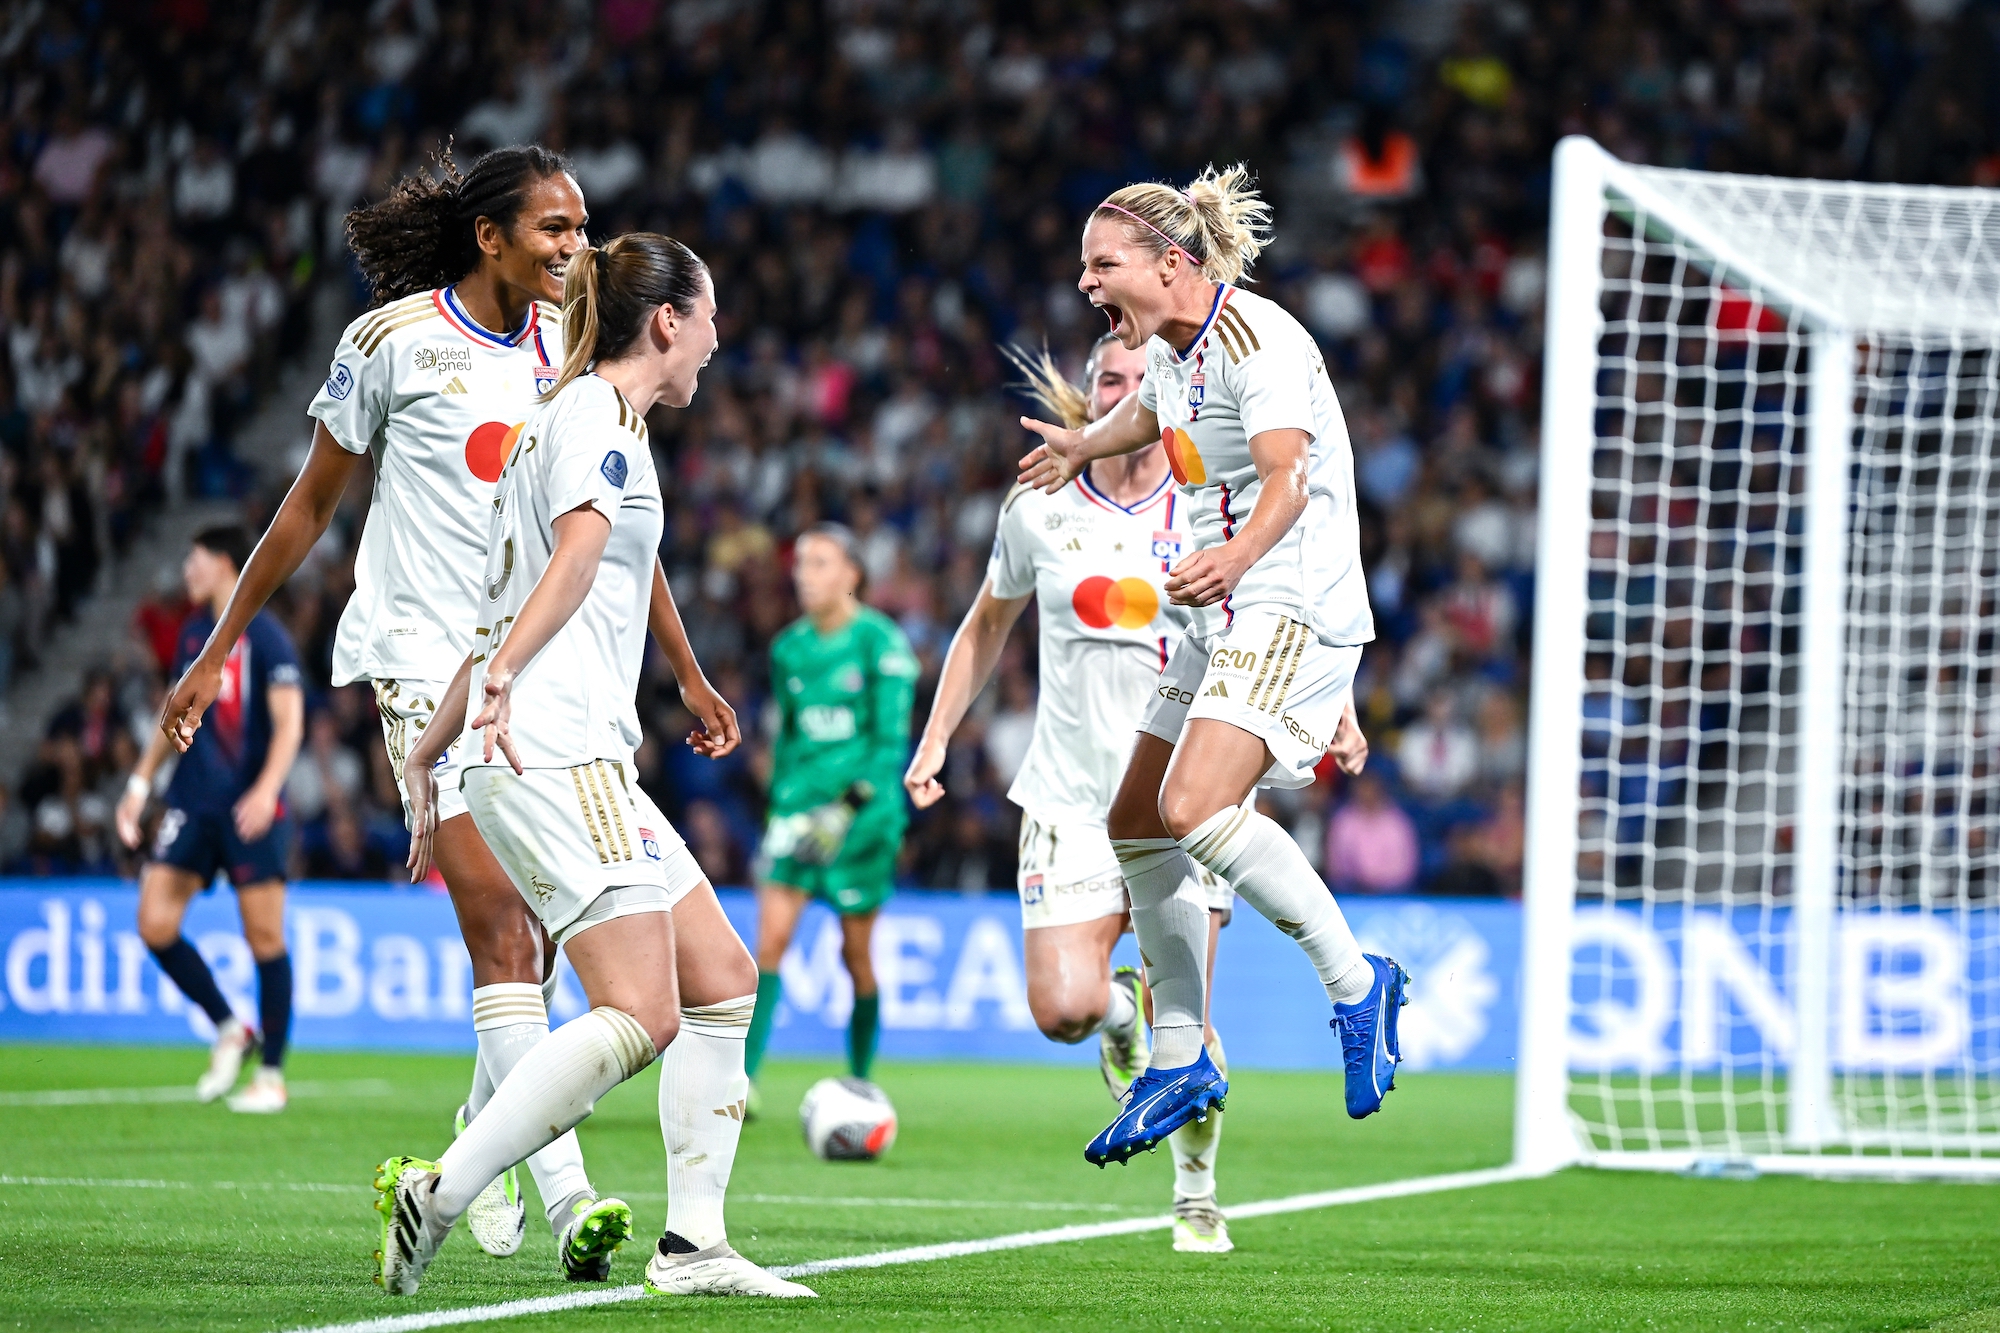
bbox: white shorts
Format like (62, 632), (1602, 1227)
(1139, 610), (1362, 791)
(460, 759), (705, 941)
(376, 677), (467, 823)
(1016, 813), (1234, 930)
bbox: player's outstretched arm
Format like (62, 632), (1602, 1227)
(115, 726), (175, 850)
(404, 650), (476, 883)
(1164, 427), (1310, 607)
(905, 578), (1030, 809)
(472, 504), (612, 772)
(649, 556), (739, 758)
(1017, 389), (1157, 493)
(235, 683), (303, 842)
(161, 423), (363, 752)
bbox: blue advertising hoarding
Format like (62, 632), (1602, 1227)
(0, 883), (1520, 1071)
(0, 882), (1986, 1075)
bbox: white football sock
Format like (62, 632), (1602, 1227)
(435, 1006), (654, 1223)
(469, 984), (596, 1229)
(1180, 808), (1370, 1004)
(1112, 837), (1210, 1069)
(661, 995), (753, 1250)
(1170, 1029), (1227, 1200)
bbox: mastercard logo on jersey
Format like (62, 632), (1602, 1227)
(465, 421), (524, 483)
(1072, 575), (1160, 630)
(1161, 426), (1206, 486)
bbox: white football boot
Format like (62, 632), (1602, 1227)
(373, 1157), (451, 1295)
(195, 1017), (257, 1103)
(1099, 965), (1150, 1101)
(1171, 1195), (1233, 1254)
(644, 1237), (817, 1297)
(225, 1066), (286, 1113)
(454, 1104), (525, 1258)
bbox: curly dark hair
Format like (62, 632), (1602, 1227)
(343, 144), (573, 308)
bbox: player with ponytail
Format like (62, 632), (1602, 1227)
(382, 235), (811, 1300)
(160, 153), (733, 1277)
(908, 333), (1243, 1251)
(1017, 164), (1391, 1168)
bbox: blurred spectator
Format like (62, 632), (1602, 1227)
(1325, 772), (1418, 894)
(10, 0), (1991, 892)
(1398, 693), (1480, 802)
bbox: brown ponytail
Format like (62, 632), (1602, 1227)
(545, 233), (708, 401)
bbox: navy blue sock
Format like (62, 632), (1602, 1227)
(149, 937), (233, 1026)
(256, 953), (292, 1069)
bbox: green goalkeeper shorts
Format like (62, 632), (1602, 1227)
(765, 830), (899, 916)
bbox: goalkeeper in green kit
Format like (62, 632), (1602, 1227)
(744, 523), (918, 1112)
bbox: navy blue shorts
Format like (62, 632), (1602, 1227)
(152, 808), (290, 888)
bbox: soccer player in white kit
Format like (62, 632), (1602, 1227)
(160, 149), (732, 1271)
(1018, 165), (1406, 1166)
(905, 334), (1240, 1251)
(377, 233), (812, 1300)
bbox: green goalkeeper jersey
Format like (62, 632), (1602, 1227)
(767, 606), (918, 825)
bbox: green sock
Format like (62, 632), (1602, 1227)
(848, 991), (881, 1080)
(744, 971), (784, 1080)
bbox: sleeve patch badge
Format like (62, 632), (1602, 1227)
(600, 450), (628, 488)
(326, 362), (355, 400)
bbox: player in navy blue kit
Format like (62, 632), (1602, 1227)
(116, 526), (305, 1113)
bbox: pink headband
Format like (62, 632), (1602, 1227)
(1095, 200), (1206, 265)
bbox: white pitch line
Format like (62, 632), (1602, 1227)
(0, 1079), (397, 1107)
(620, 1191), (1133, 1213)
(0, 1175), (369, 1195)
(282, 1163), (1539, 1333)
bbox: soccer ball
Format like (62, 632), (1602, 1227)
(799, 1076), (897, 1161)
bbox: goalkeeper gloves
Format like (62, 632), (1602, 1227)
(765, 781), (875, 866)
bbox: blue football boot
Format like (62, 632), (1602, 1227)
(1084, 1048), (1227, 1167)
(1330, 954), (1409, 1118)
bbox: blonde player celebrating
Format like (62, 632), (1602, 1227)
(377, 234), (812, 1301)
(1018, 165), (1403, 1167)
(904, 334), (1238, 1251)
(160, 149), (734, 1270)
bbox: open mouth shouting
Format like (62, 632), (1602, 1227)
(1094, 298), (1126, 337)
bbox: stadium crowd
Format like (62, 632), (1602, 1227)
(6, 0), (1992, 893)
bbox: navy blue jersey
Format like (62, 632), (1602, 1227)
(164, 609), (303, 815)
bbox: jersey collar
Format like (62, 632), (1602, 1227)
(1077, 468), (1174, 515)
(435, 285), (539, 350)
(1174, 283), (1233, 362)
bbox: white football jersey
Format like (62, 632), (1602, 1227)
(465, 375), (662, 770)
(308, 287), (562, 686)
(986, 470), (1193, 825)
(1137, 284), (1373, 648)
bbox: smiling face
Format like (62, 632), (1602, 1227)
(479, 172), (589, 308)
(658, 270), (719, 409)
(1078, 215), (1184, 349)
(1086, 337), (1149, 421)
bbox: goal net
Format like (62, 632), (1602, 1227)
(1518, 136), (2000, 1179)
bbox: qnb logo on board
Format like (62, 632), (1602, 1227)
(1072, 575), (1160, 629)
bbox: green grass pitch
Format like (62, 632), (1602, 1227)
(2, 1045), (1998, 1331)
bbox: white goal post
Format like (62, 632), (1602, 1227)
(1519, 135), (2000, 1180)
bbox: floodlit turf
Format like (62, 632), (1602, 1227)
(1, 1045), (1997, 1331)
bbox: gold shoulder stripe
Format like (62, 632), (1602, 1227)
(1000, 481), (1032, 514)
(359, 307), (442, 357)
(1211, 319), (1245, 364)
(356, 292), (434, 346)
(1220, 305), (1260, 353)
(616, 396), (628, 429)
